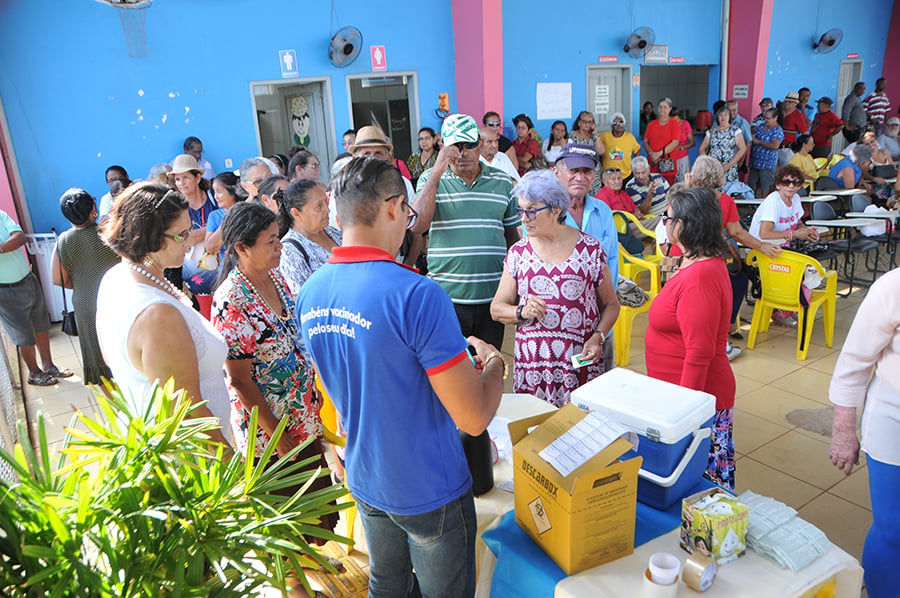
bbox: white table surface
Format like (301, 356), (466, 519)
(805, 218), (879, 228)
(555, 528), (862, 598)
(810, 188), (868, 196)
(845, 210), (899, 219)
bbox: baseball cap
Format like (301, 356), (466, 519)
(817, 96), (833, 105)
(557, 143), (598, 169)
(441, 114), (480, 146)
(759, 97), (774, 107)
(887, 117), (900, 126)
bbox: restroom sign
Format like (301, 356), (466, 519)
(279, 49), (298, 78)
(370, 46), (387, 71)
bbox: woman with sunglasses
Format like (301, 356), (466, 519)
(749, 164), (820, 328)
(491, 170), (619, 407)
(646, 187), (736, 489)
(97, 182), (232, 446)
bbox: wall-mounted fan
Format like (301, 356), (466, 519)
(329, 26), (362, 67)
(813, 28), (843, 53)
(624, 27), (656, 58)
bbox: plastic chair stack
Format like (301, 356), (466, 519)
(315, 375), (357, 550)
(611, 211), (661, 366)
(745, 249), (837, 360)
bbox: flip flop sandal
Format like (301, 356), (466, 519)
(27, 371), (58, 386)
(729, 330), (744, 340)
(44, 365), (74, 378)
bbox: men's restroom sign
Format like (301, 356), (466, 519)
(370, 45), (387, 71)
(279, 49), (298, 78)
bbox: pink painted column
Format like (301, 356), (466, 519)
(726, 0), (774, 118)
(451, 0), (503, 121)
(881, 2), (900, 110)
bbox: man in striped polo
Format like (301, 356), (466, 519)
(413, 114), (521, 349)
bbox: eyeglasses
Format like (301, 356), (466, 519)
(164, 228), (191, 244)
(383, 193), (418, 230)
(486, 121), (502, 127)
(514, 205), (551, 221)
(305, 162), (321, 170)
(778, 178), (803, 186)
(453, 140), (481, 151)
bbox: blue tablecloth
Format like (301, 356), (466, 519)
(482, 479), (716, 598)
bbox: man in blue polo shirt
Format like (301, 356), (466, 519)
(553, 144), (621, 369)
(296, 157), (505, 598)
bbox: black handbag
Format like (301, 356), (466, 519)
(56, 241), (77, 337)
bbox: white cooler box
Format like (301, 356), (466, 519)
(571, 368), (716, 509)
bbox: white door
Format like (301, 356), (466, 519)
(831, 60), (863, 154)
(586, 66), (632, 134)
(251, 79), (335, 185)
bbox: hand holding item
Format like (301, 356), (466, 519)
(521, 296), (548, 320)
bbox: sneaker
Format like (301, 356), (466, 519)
(726, 344), (743, 361)
(771, 312), (798, 328)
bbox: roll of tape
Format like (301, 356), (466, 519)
(682, 553), (717, 592)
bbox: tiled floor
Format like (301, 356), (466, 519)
(19, 276), (874, 595)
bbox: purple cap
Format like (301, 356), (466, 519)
(557, 143), (598, 169)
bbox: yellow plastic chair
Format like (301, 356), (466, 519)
(315, 375), (357, 549)
(612, 210), (661, 293)
(745, 249), (837, 360)
(613, 242), (659, 366)
(813, 156), (829, 178)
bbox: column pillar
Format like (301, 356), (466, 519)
(451, 0), (503, 120)
(726, 0), (774, 117)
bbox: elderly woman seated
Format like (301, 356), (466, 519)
(597, 167), (660, 253)
(491, 169), (619, 407)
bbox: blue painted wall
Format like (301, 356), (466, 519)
(763, 0), (892, 101)
(500, 0), (725, 141)
(0, 0), (456, 233)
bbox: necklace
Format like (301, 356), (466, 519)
(126, 262), (193, 308)
(234, 267), (293, 322)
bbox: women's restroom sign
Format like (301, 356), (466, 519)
(370, 46), (387, 71)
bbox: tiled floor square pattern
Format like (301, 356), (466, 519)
(18, 277), (877, 596)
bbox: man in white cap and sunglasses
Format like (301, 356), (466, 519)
(413, 113), (520, 350)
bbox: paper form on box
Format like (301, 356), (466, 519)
(538, 411), (637, 477)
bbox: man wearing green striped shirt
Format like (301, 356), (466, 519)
(413, 114), (521, 350)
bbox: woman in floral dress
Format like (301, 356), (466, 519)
(698, 106), (747, 183)
(212, 202), (337, 557)
(491, 170), (619, 407)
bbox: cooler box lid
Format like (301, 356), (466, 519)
(570, 368), (716, 444)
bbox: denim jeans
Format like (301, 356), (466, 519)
(356, 488), (477, 598)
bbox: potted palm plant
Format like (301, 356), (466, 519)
(0, 379), (350, 597)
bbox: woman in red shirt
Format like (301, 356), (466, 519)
(512, 113), (541, 176)
(644, 97), (681, 185)
(646, 186), (737, 489)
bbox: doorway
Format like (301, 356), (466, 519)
(346, 72), (419, 163)
(831, 59), (864, 155)
(586, 65), (633, 133)
(639, 65), (711, 131)
(250, 78), (335, 184)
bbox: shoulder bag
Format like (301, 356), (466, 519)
(56, 242), (77, 336)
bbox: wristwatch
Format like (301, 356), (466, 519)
(516, 305), (525, 321)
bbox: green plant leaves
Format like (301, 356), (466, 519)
(0, 378), (350, 597)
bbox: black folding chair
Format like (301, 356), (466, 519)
(811, 202), (879, 295)
(849, 194), (897, 272)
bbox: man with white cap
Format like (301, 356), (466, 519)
(412, 114), (520, 350)
(599, 112), (642, 181)
(878, 117), (900, 160)
(553, 143), (621, 369)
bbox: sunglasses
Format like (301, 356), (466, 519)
(453, 140), (481, 151)
(778, 178), (803, 186)
(514, 205), (551, 221)
(611, 120), (624, 125)
(486, 121), (502, 127)
(304, 162), (321, 169)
